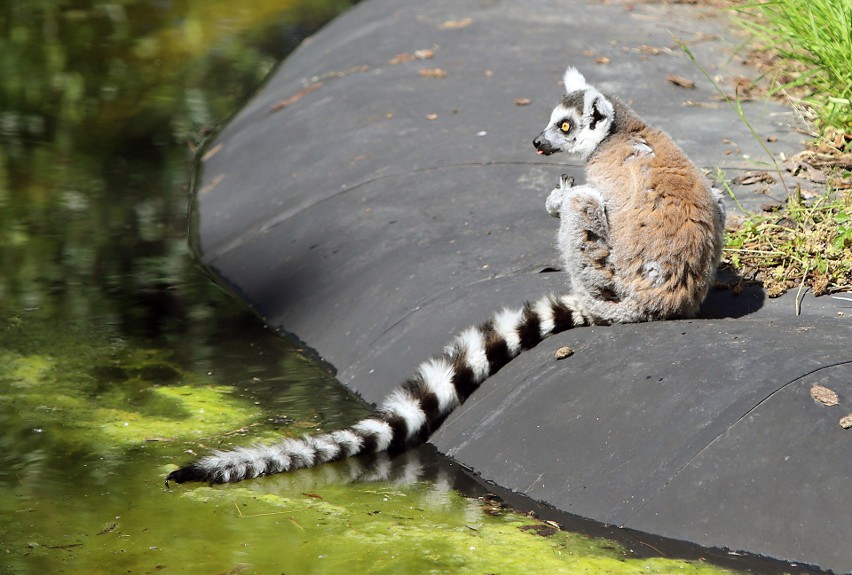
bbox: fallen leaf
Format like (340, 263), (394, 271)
(425, 113), (439, 121)
(730, 172), (776, 186)
(810, 384), (839, 406)
(201, 143), (223, 162)
(595, 56), (611, 64)
(389, 49), (434, 65)
(840, 414), (852, 429)
(301, 492), (323, 499)
(554, 347), (574, 360)
(388, 53), (415, 65)
(308, 65), (370, 83)
(638, 44), (669, 55)
(419, 68), (447, 78)
(514, 97), (531, 106)
(666, 74), (695, 89)
(198, 173), (225, 196)
(440, 17), (473, 29)
(270, 81), (323, 111)
(97, 522), (119, 535)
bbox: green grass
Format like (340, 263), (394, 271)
(723, 186), (852, 298)
(680, 8), (852, 301)
(733, 0), (852, 141)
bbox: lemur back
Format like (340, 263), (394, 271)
(166, 67), (725, 485)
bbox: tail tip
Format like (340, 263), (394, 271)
(165, 464), (208, 486)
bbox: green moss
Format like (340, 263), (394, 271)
(157, 482), (739, 575)
(0, 338), (263, 455)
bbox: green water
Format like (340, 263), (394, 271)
(0, 2), (749, 573)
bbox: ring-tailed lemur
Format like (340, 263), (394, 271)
(166, 67), (725, 485)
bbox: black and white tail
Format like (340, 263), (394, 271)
(166, 294), (592, 484)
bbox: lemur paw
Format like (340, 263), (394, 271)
(546, 175), (575, 218)
(546, 187), (566, 217)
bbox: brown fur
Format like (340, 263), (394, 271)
(587, 106), (722, 319)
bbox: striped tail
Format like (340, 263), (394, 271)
(166, 294), (591, 485)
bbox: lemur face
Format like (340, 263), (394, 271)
(533, 98), (585, 156)
(533, 69), (615, 160)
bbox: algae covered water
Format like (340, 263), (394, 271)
(0, 1), (748, 573)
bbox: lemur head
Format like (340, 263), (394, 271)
(533, 67), (615, 159)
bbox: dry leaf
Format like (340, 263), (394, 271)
(554, 347), (574, 360)
(440, 17), (473, 29)
(389, 49), (434, 65)
(270, 81), (323, 111)
(730, 172), (776, 186)
(419, 68), (447, 78)
(595, 56), (611, 65)
(425, 113), (439, 121)
(638, 44), (669, 55)
(840, 414), (852, 429)
(309, 64), (370, 83)
(388, 53), (415, 65)
(810, 384), (839, 406)
(201, 143), (223, 162)
(514, 98), (531, 106)
(666, 74), (695, 89)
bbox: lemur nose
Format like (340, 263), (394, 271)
(533, 137), (541, 149)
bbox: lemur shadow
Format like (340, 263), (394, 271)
(698, 264), (766, 319)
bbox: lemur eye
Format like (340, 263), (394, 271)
(560, 121), (571, 133)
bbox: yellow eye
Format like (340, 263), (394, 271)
(560, 121), (571, 133)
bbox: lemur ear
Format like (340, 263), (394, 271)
(563, 66), (588, 93)
(584, 90), (614, 130)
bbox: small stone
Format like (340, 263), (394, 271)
(840, 414), (852, 429)
(554, 347), (574, 360)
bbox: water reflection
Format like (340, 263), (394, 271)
(1, 0), (365, 557)
(1, 0), (352, 329)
